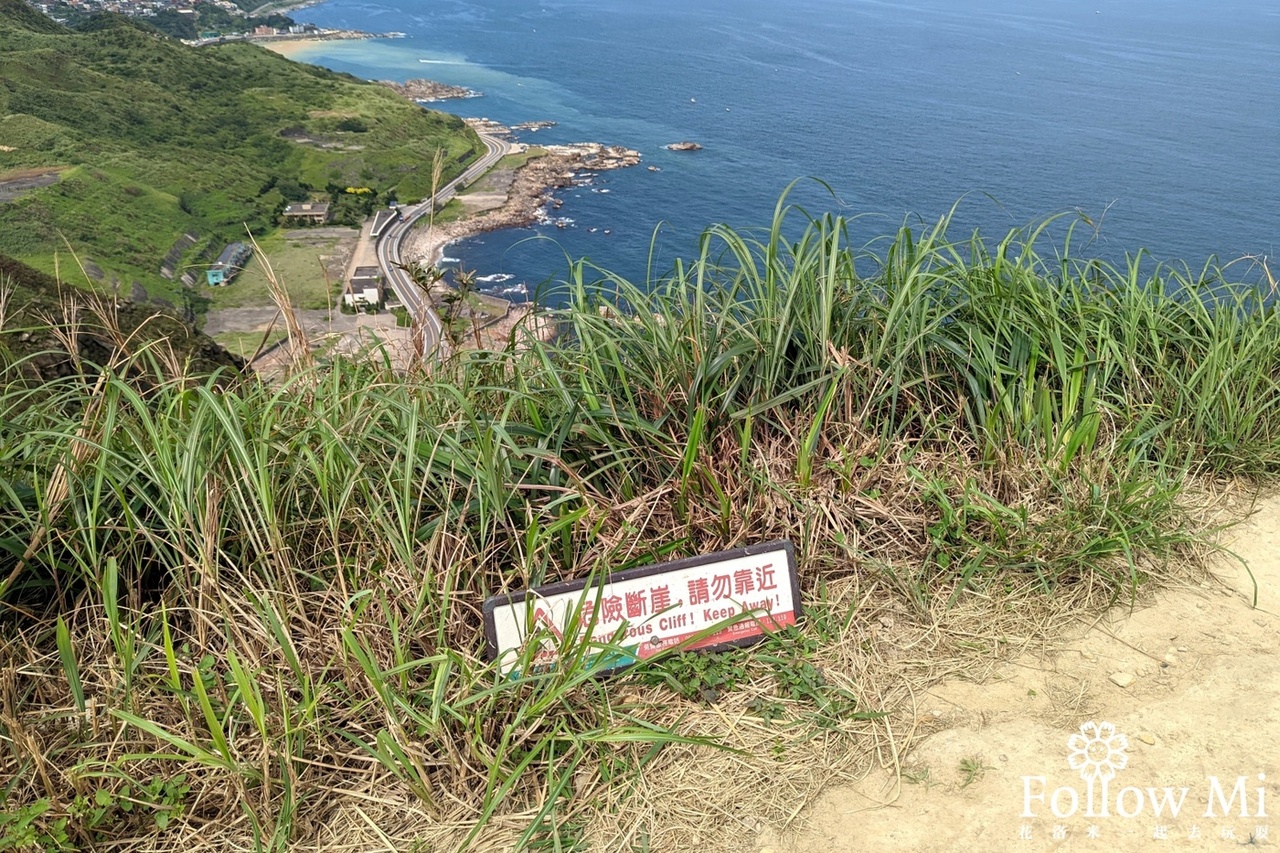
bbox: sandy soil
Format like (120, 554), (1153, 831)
(204, 305), (420, 372)
(757, 494), (1280, 851)
(201, 306), (346, 338)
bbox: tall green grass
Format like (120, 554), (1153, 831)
(1, 201), (1277, 849)
(550, 203), (1279, 477)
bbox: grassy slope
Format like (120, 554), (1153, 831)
(205, 228), (351, 311)
(1, 204), (1278, 849)
(0, 0), (481, 304)
(0, 251), (243, 380)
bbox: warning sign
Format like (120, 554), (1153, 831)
(483, 540), (800, 675)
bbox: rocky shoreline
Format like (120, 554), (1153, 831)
(379, 78), (481, 103)
(402, 142), (641, 271)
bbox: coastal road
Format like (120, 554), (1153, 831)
(376, 131), (510, 357)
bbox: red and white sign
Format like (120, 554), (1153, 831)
(483, 540), (799, 675)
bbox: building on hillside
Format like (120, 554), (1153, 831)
(369, 206), (402, 239)
(206, 242), (252, 286)
(344, 265), (384, 309)
(282, 201), (331, 225)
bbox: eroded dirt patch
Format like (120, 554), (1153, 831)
(0, 167), (65, 202)
(758, 494), (1280, 852)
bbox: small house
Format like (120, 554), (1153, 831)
(282, 202), (331, 225)
(206, 242), (252, 286)
(344, 265), (384, 308)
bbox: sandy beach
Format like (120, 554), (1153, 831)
(260, 38), (319, 58)
(259, 34), (370, 58)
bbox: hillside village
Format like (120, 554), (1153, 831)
(26, 0), (332, 41)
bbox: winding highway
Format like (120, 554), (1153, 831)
(375, 132), (510, 356)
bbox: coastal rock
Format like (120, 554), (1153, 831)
(379, 78), (480, 102)
(544, 143), (642, 170)
(464, 117), (520, 140)
(664, 141), (703, 151)
(401, 141), (642, 274)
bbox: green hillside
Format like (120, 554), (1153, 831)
(0, 249), (243, 380)
(0, 0), (482, 304)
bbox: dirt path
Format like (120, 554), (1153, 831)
(758, 494), (1280, 851)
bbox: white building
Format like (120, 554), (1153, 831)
(343, 266), (384, 309)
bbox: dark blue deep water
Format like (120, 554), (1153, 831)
(286, 0), (1279, 294)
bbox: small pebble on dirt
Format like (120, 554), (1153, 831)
(1109, 672), (1136, 688)
(1138, 733), (1156, 745)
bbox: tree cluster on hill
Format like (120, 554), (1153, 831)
(150, 5), (296, 40)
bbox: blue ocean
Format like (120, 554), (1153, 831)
(284, 0), (1279, 294)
